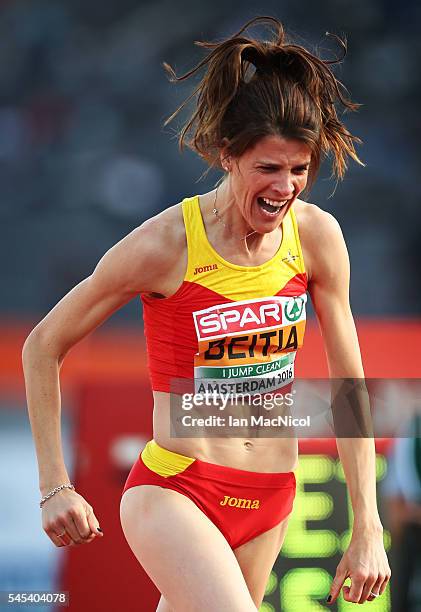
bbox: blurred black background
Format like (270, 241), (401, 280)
(1, 0), (420, 320)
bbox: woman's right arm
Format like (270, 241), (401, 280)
(22, 209), (182, 547)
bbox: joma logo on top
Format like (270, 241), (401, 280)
(194, 264), (218, 275)
(194, 298), (284, 338)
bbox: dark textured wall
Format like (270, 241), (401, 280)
(2, 0), (420, 319)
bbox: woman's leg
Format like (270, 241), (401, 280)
(233, 517), (290, 608)
(155, 516), (290, 611)
(155, 596), (172, 611)
(120, 485), (258, 612)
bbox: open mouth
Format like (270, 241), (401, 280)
(257, 196), (289, 216)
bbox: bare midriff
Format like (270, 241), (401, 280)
(152, 391), (299, 473)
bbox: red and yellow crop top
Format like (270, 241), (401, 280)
(141, 195), (308, 394)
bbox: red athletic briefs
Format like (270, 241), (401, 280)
(122, 439), (296, 549)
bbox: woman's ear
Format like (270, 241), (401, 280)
(220, 143), (232, 172)
(219, 138), (231, 171)
(221, 159), (231, 172)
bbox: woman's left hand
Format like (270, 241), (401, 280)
(327, 527), (391, 605)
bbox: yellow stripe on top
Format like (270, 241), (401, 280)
(289, 200), (306, 271)
(181, 195), (305, 301)
(141, 440), (195, 478)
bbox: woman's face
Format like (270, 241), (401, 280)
(222, 134), (311, 234)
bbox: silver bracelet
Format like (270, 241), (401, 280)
(39, 484), (75, 508)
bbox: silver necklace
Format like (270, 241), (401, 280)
(212, 186), (257, 241)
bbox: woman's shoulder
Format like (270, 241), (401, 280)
(294, 199), (343, 243)
(104, 201), (187, 295)
(140, 201), (185, 242)
(293, 199), (345, 281)
(128, 201), (187, 263)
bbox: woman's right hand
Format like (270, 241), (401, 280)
(41, 488), (104, 547)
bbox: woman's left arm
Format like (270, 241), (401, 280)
(306, 207), (391, 605)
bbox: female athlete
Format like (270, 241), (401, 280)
(23, 16), (391, 611)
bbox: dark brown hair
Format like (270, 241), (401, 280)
(163, 16), (363, 186)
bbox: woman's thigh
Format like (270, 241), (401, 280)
(120, 485), (258, 612)
(233, 517), (290, 608)
(155, 517), (290, 612)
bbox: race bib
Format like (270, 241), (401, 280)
(192, 294), (307, 396)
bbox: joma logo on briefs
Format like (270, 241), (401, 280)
(194, 264), (218, 275)
(220, 496), (260, 509)
(194, 298), (283, 337)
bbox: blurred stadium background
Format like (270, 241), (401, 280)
(1, 0), (420, 611)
